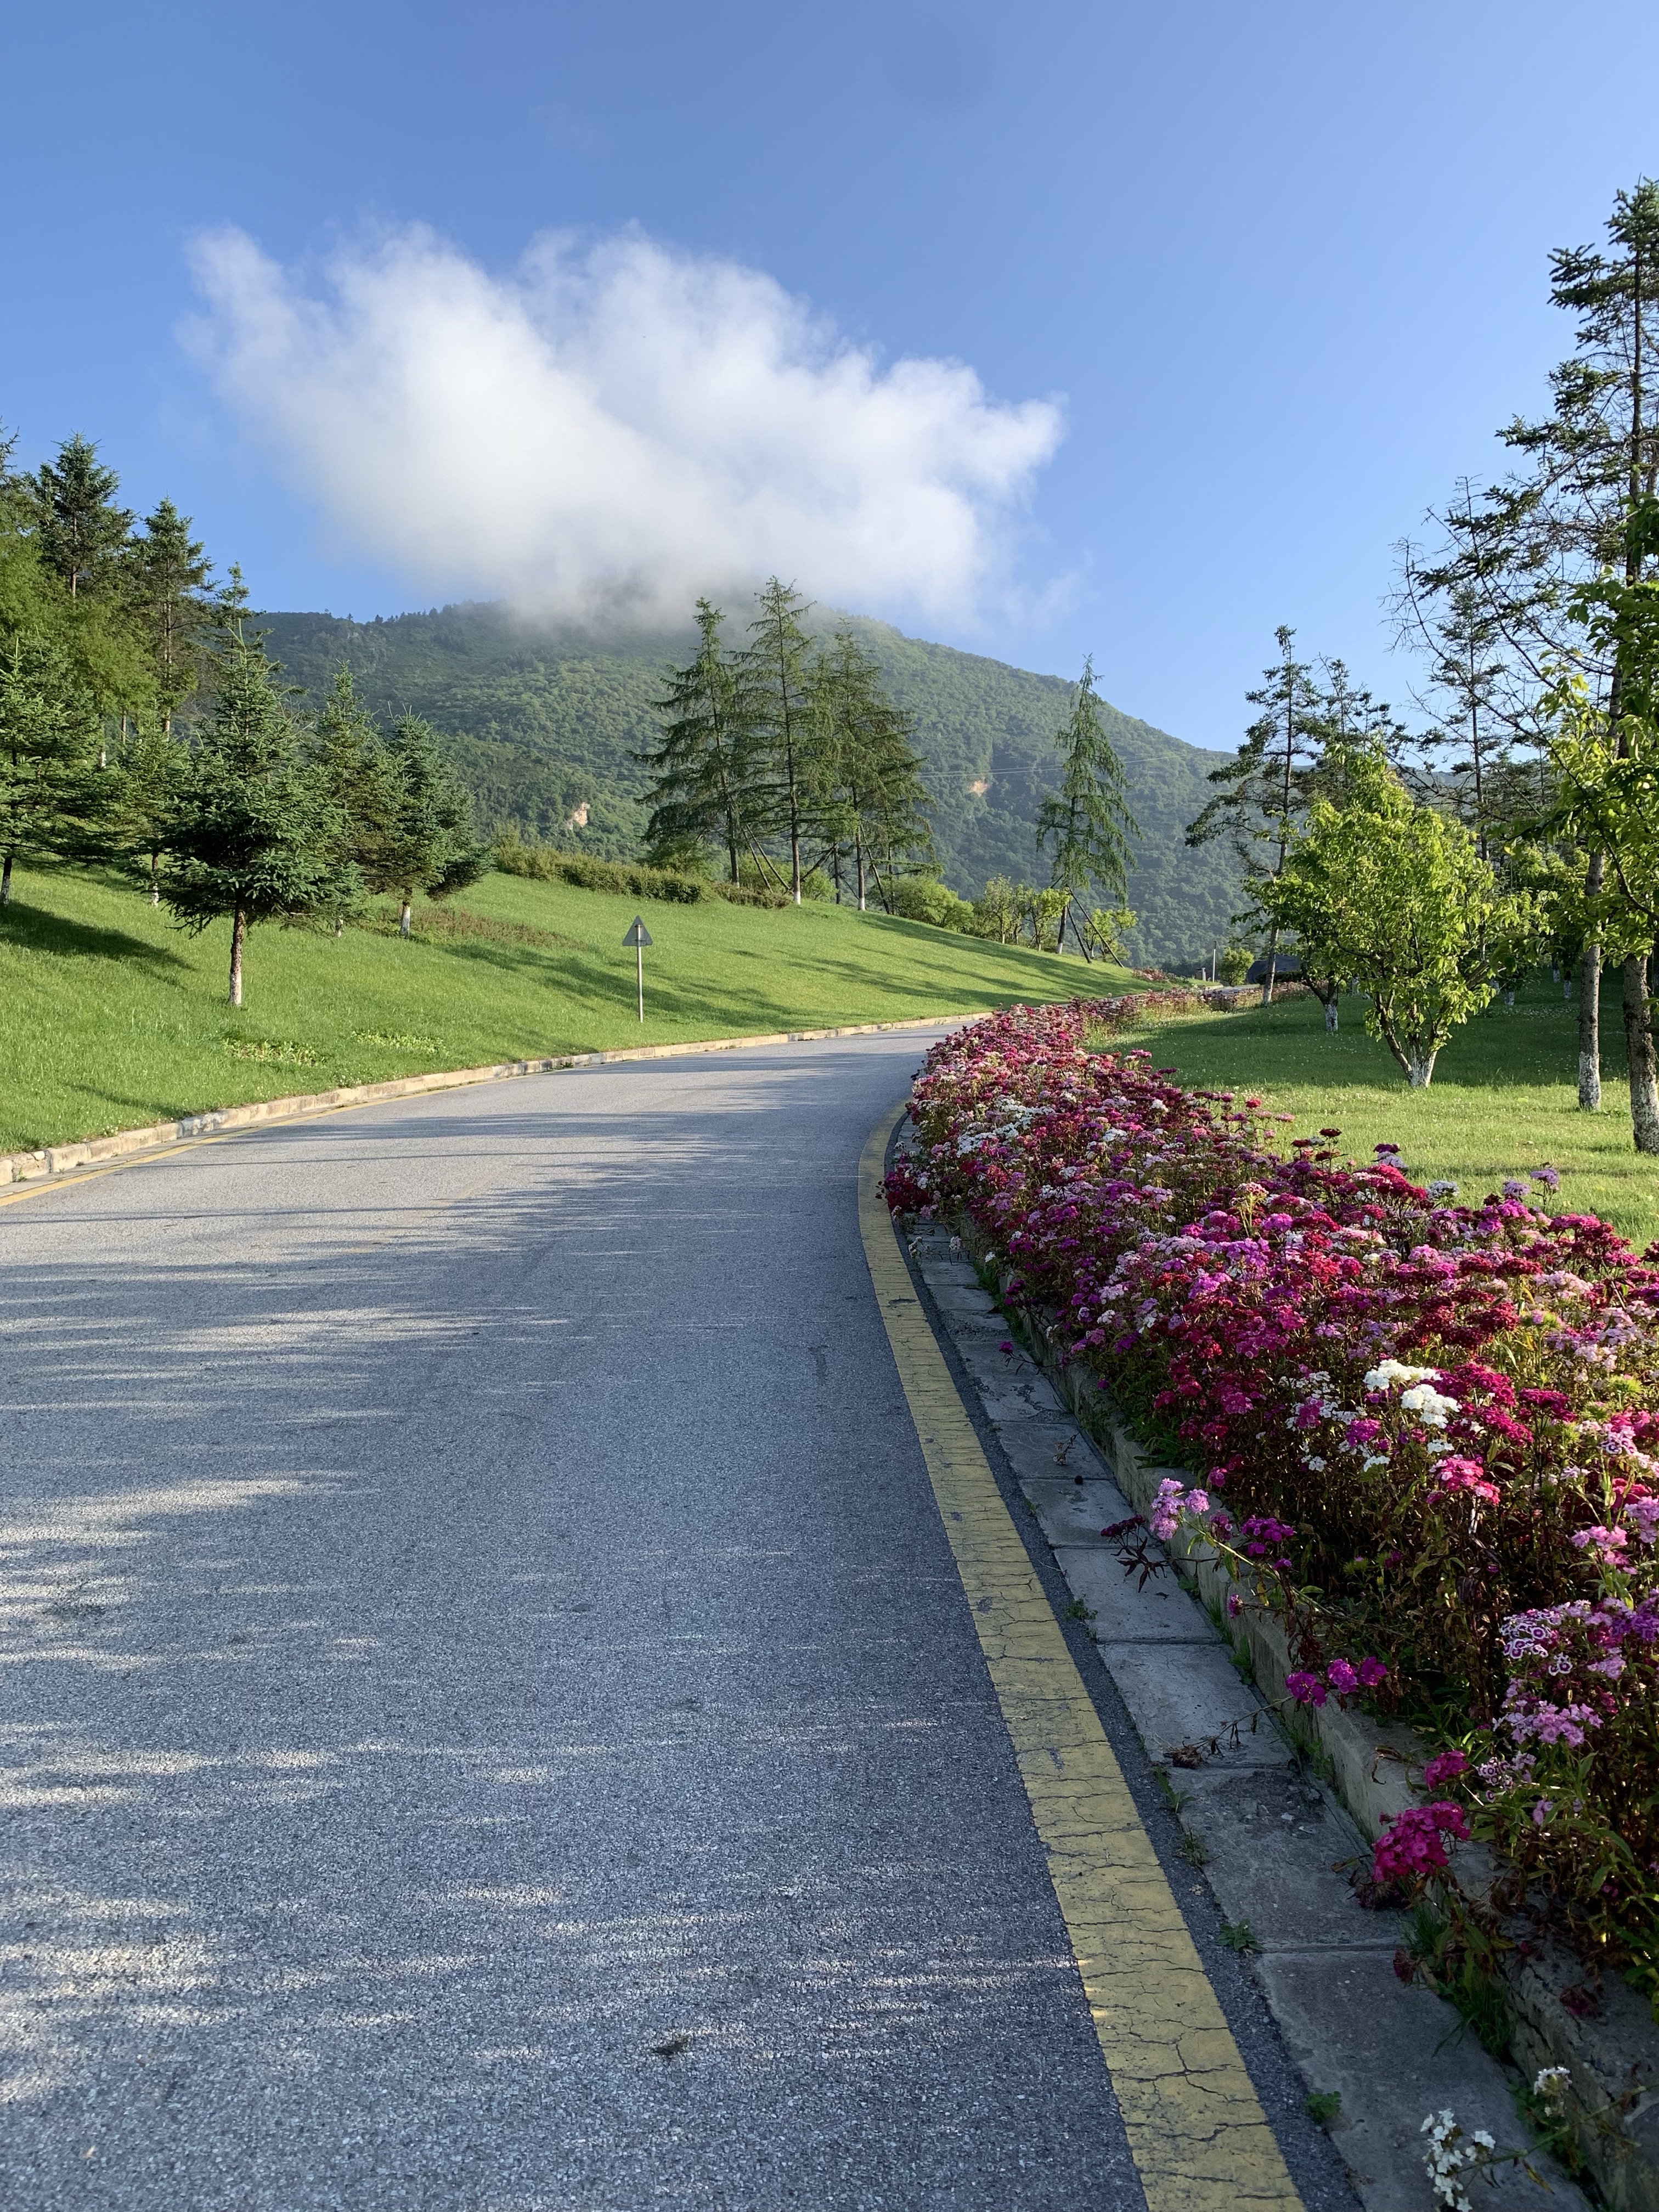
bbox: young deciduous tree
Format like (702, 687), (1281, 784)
(974, 874), (1020, 944)
(1259, 753), (1534, 1087)
(161, 589), (355, 1005)
(1035, 656), (1137, 961)
(1405, 180), (1659, 1123)
(1187, 627), (1322, 1002)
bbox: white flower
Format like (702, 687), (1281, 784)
(1401, 1382), (1458, 1427)
(1364, 1359), (1441, 1392)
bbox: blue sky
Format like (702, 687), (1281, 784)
(5, 2), (1659, 749)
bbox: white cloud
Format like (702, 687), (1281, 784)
(184, 223), (1065, 630)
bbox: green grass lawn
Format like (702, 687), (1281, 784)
(0, 863), (1126, 1154)
(1103, 973), (1659, 1245)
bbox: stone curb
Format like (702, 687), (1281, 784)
(0, 1011), (985, 1190)
(902, 1207), (1589, 2210)
(943, 1209), (1658, 2212)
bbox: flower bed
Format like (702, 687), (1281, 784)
(888, 994), (1659, 2006)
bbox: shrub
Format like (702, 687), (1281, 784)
(888, 995), (1659, 1999)
(495, 833), (788, 907)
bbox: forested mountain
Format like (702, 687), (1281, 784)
(257, 600), (1240, 964)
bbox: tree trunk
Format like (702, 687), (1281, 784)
(1, 849), (12, 905)
(228, 904), (246, 1008)
(1579, 855), (1605, 1109)
(1324, 998), (1339, 1034)
(1407, 1050), (1436, 1088)
(335, 915), (343, 939)
(150, 851), (160, 907)
(399, 898), (412, 939)
(855, 836), (867, 913)
(1261, 922), (1279, 1008)
(1624, 951), (1659, 1153)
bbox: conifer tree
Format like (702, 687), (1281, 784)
(808, 627), (934, 910)
(309, 667), (402, 931)
(109, 714), (187, 904)
(0, 631), (103, 902)
(641, 600), (759, 883)
(743, 578), (816, 903)
(1187, 628), (1322, 1001)
(27, 436), (133, 599)
(161, 580), (354, 1005)
(1036, 656), (1137, 961)
(123, 499), (213, 732)
(373, 715), (488, 936)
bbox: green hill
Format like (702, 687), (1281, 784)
(257, 601), (1240, 967)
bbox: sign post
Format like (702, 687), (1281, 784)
(622, 915), (652, 1022)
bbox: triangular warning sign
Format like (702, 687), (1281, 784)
(622, 915), (653, 947)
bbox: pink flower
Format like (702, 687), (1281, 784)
(1357, 1657), (1388, 1688)
(1286, 1671), (1327, 1707)
(1372, 1802), (1469, 1883)
(1422, 1749), (1469, 1789)
(1327, 1659), (1359, 1695)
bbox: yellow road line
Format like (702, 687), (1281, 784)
(859, 1103), (1302, 2211)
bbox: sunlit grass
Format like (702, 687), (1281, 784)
(1099, 974), (1659, 1246)
(0, 863), (1131, 1153)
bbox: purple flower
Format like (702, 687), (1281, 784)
(1286, 1671), (1327, 1707)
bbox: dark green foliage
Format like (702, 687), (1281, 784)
(161, 594), (357, 1003)
(24, 435), (134, 600)
(1036, 655), (1138, 958)
(495, 832), (789, 907)
(743, 578), (816, 901)
(255, 601), (1239, 964)
(376, 715), (489, 923)
(121, 498), (213, 731)
(0, 630), (105, 901)
(641, 599), (762, 884)
(808, 626), (935, 911)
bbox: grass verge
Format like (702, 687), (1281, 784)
(1104, 972), (1659, 1244)
(0, 863), (1125, 1153)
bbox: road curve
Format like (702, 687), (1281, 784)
(4, 1037), (1179, 2208)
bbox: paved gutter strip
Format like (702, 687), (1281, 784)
(0, 1009), (988, 1193)
(887, 1131), (1590, 2210)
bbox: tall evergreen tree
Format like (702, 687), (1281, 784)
(743, 578), (816, 904)
(308, 667), (403, 933)
(1187, 627), (1322, 1002)
(641, 600), (760, 883)
(27, 435), (134, 599)
(0, 631), (103, 902)
(109, 714), (187, 904)
(1035, 656), (1137, 961)
(372, 715), (488, 936)
(161, 580), (355, 1005)
(807, 627), (934, 911)
(123, 499), (213, 732)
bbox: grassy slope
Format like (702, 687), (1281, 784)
(0, 864), (1124, 1154)
(1105, 974), (1659, 1245)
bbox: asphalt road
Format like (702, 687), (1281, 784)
(2, 1037), (1177, 2209)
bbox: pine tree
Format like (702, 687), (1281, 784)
(0, 630), (103, 902)
(27, 436), (134, 599)
(109, 714), (187, 904)
(123, 499), (213, 732)
(1035, 656), (1138, 961)
(161, 582), (355, 1005)
(743, 578), (816, 903)
(641, 600), (761, 884)
(309, 667), (403, 932)
(1187, 627), (1322, 1002)
(373, 715), (488, 935)
(807, 628), (934, 911)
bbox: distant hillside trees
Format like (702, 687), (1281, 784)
(642, 588), (935, 912)
(1036, 656), (1137, 962)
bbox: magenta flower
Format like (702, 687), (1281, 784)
(1286, 1671), (1327, 1707)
